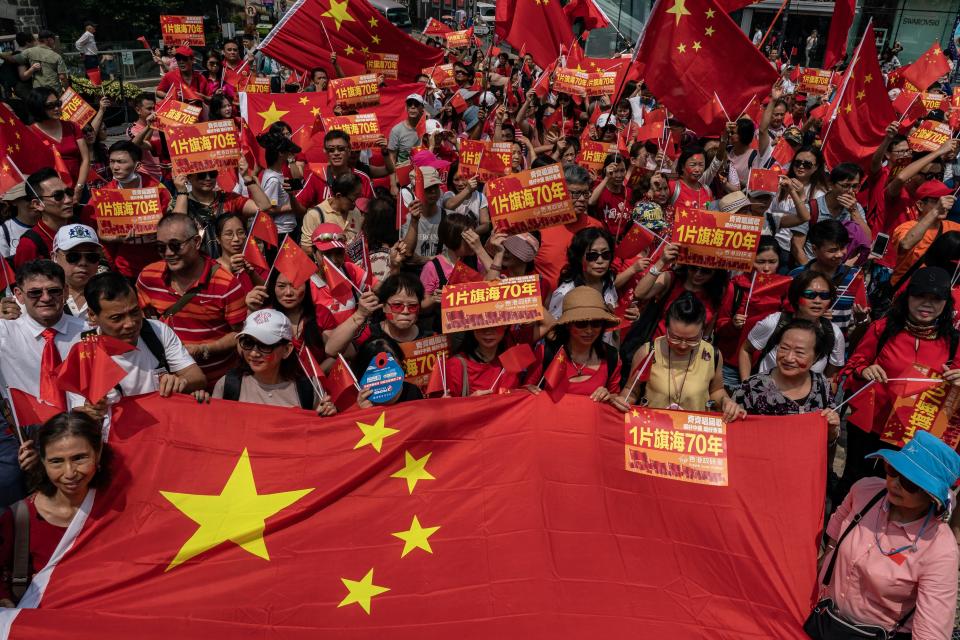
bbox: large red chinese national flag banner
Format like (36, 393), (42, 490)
(259, 0), (443, 82)
(7, 393), (822, 638)
(635, 0), (778, 136)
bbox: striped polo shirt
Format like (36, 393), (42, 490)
(136, 257), (247, 385)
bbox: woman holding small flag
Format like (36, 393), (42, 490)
(621, 293), (744, 421)
(209, 309), (335, 415)
(838, 267), (960, 497)
(215, 214), (262, 294)
(245, 268), (325, 359)
(526, 286), (626, 409)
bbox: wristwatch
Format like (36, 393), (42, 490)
(243, 177), (255, 186)
(648, 265), (662, 277)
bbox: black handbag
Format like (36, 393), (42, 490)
(803, 489), (915, 639)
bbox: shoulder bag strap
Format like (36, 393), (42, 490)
(821, 489), (886, 586)
(295, 376), (315, 409)
(432, 257), (448, 288)
(139, 320), (169, 373)
(10, 500), (30, 602)
(222, 368), (242, 401)
(160, 262), (220, 320)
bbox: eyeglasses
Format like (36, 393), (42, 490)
(585, 249), (612, 262)
(63, 250), (100, 265)
(238, 336), (280, 354)
(387, 302), (420, 313)
(572, 319), (605, 329)
(921, 172), (943, 180)
(666, 330), (702, 346)
(40, 187), (75, 202)
(45, 100), (61, 109)
(156, 235), (198, 255)
(206, 60), (220, 67)
(324, 146), (348, 154)
(884, 462), (921, 493)
(24, 286), (64, 300)
(800, 289), (832, 301)
(193, 170), (219, 180)
(569, 190), (591, 200)
(792, 160), (814, 169)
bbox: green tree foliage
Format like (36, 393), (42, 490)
(44, 0), (222, 43)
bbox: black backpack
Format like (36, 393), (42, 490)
(221, 368), (315, 410)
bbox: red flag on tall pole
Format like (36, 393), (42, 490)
(903, 41), (951, 91)
(634, 0), (778, 136)
(259, 0), (443, 81)
(821, 24), (897, 171)
(822, 0), (855, 69)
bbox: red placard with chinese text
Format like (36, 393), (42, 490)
(487, 164), (576, 234)
(90, 187), (163, 237)
(422, 63), (456, 89)
(458, 140), (485, 179)
(670, 207), (763, 271)
(399, 335), (450, 392)
(329, 74), (380, 108)
(921, 92), (946, 112)
(160, 15), (205, 47)
(444, 28), (473, 48)
(624, 407), (728, 486)
(320, 113), (382, 149)
(154, 98), (202, 132)
(167, 119), (241, 177)
(243, 76), (271, 93)
(553, 68), (588, 97)
(882, 365), (960, 448)
(59, 88), (96, 129)
(796, 68), (833, 95)
(908, 119), (952, 152)
(585, 72), (616, 97)
(577, 141), (616, 171)
(441, 275), (543, 333)
(365, 53), (399, 80)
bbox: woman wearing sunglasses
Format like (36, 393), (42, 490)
(526, 286), (626, 409)
(201, 51), (237, 102)
(589, 154), (633, 242)
(621, 293), (745, 421)
(548, 228), (634, 346)
(809, 431), (960, 640)
(838, 267), (960, 498)
(27, 88), (90, 191)
(771, 146), (827, 268)
(323, 273), (432, 361)
(738, 270), (844, 381)
(208, 309), (335, 415)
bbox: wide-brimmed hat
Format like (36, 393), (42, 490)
(717, 190), (751, 213)
(503, 233), (540, 263)
(556, 286), (619, 327)
(866, 430), (960, 509)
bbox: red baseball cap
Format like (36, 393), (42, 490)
(915, 180), (951, 199)
(311, 223), (347, 252)
(174, 46), (194, 58)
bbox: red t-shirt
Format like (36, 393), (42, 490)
(13, 220), (57, 268)
(669, 179), (712, 209)
(295, 168), (374, 209)
(156, 69), (206, 96)
(34, 121), (83, 182)
(524, 344), (622, 395)
(592, 185), (633, 240)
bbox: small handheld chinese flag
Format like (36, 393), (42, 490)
(846, 384), (875, 431)
(498, 344), (537, 374)
(57, 334), (136, 403)
(446, 260), (483, 285)
(250, 211), (279, 247)
(542, 347), (570, 403)
(903, 42), (951, 92)
(242, 236), (268, 271)
(769, 137), (796, 168)
(414, 166), (426, 203)
(747, 168), (781, 194)
(272, 236), (317, 288)
(888, 378), (943, 398)
(326, 357), (359, 410)
(136, 36), (151, 50)
(450, 92), (469, 114)
(614, 224), (655, 261)
(322, 256), (357, 302)
(0, 254), (15, 292)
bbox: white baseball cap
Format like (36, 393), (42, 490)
(596, 113), (617, 128)
(405, 93), (426, 106)
(53, 224), (100, 252)
(238, 309), (293, 345)
(425, 118), (444, 135)
(478, 91), (497, 107)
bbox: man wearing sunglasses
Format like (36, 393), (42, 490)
(891, 180), (960, 282)
(13, 168), (75, 269)
(51, 224), (101, 318)
(0, 260), (86, 503)
(137, 214), (247, 386)
(294, 130), (379, 210)
(171, 157), (271, 235)
(155, 45), (208, 102)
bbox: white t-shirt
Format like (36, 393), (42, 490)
(0, 218), (32, 259)
(260, 168), (295, 234)
(105, 320), (196, 398)
(439, 190), (487, 224)
(400, 189), (443, 258)
(747, 311), (845, 375)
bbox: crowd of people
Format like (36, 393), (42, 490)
(0, 24), (958, 637)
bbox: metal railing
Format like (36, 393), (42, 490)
(61, 49), (162, 86)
